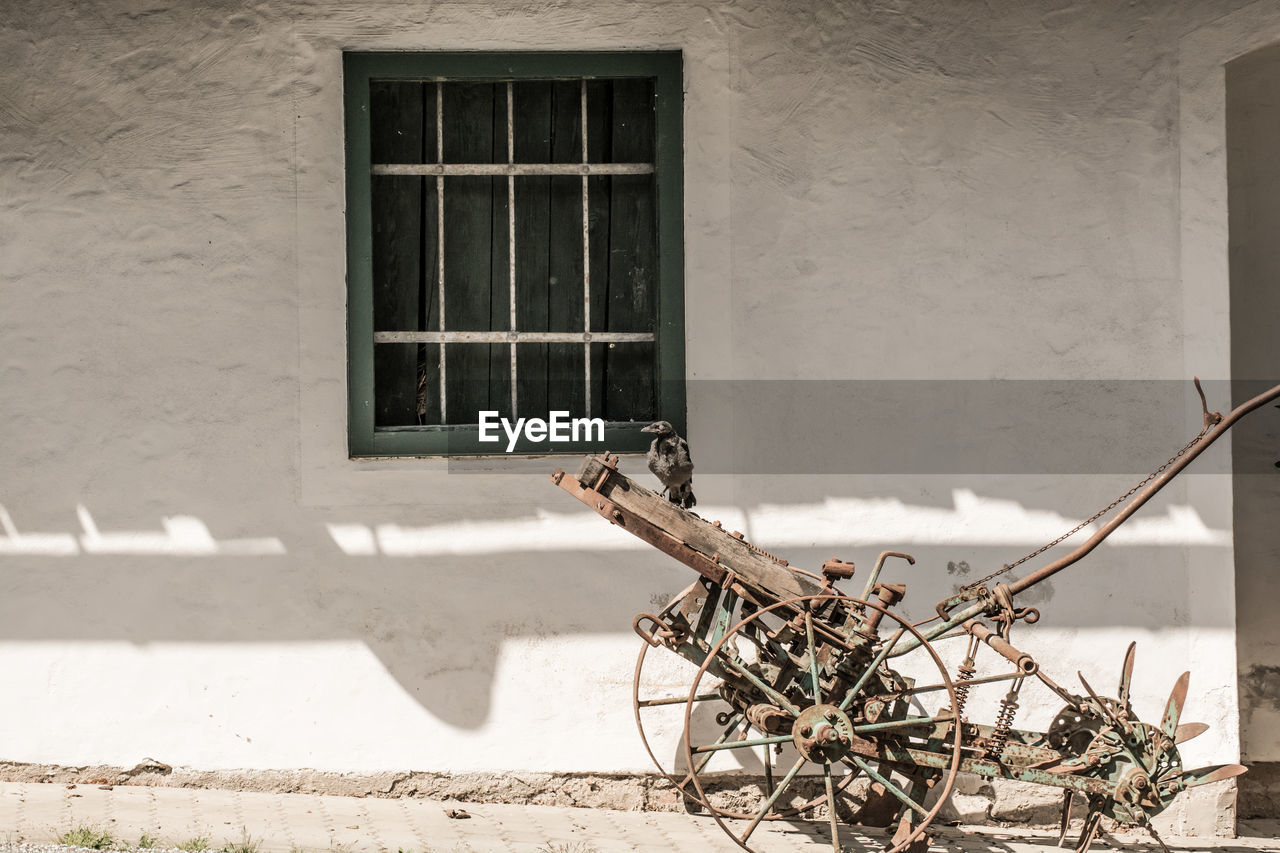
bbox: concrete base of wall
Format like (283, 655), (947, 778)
(1243, 762), (1280, 819)
(943, 771), (1237, 836)
(0, 761), (1240, 836)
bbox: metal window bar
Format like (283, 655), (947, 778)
(372, 79), (658, 427)
(581, 79), (591, 418)
(436, 81), (446, 425)
(375, 332), (655, 343)
(372, 163), (654, 176)
(508, 81), (518, 417)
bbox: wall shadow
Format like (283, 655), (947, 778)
(0, 466), (1243, 731)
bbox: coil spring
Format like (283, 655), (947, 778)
(953, 663), (976, 719)
(986, 693), (1019, 760)
(954, 636), (981, 721)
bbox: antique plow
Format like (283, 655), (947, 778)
(552, 380), (1280, 852)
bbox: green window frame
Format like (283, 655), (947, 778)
(343, 51), (685, 457)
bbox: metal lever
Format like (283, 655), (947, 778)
(860, 551), (914, 600)
(1194, 375), (1223, 430)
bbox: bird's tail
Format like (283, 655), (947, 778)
(679, 482), (696, 509)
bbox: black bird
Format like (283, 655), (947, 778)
(642, 420), (696, 509)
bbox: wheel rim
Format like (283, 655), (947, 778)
(633, 576), (862, 820)
(680, 594), (963, 852)
(632, 581), (721, 811)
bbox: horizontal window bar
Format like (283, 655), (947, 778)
(374, 331), (655, 343)
(371, 163), (654, 176)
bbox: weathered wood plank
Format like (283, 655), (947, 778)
(546, 81), (586, 412)
(417, 172), (441, 424)
(514, 82), (552, 418)
(584, 81), (613, 419)
(370, 81), (425, 426)
(576, 457), (821, 600)
(603, 78), (657, 421)
(488, 82), (511, 415)
(442, 82), (507, 422)
(416, 83), (442, 425)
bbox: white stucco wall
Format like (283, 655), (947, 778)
(1, 0), (1276, 825)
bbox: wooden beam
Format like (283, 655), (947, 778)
(573, 457), (822, 601)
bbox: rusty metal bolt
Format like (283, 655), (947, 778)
(800, 725), (812, 737)
(731, 530), (744, 539)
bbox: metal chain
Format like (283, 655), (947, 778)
(962, 420), (1216, 591)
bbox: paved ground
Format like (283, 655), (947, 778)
(0, 783), (1276, 852)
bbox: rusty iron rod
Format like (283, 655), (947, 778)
(1006, 380), (1280, 597)
(892, 380), (1280, 655)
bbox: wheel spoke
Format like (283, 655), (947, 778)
(853, 715), (947, 735)
(637, 692), (720, 708)
(804, 609), (823, 703)
(740, 756), (807, 843)
(677, 593), (962, 843)
(763, 743), (775, 800)
(684, 712), (745, 779)
(690, 733), (793, 754)
(848, 755), (927, 817)
(886, 669), (1022, 697)
(839, 627), (905, 711)
(823, 763), (840, 853)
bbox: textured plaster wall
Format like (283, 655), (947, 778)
(0, 0), (1275, 832)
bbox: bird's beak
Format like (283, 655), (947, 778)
(641, 424), (659, 433)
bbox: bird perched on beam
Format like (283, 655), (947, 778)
(642, 420), (696, 509)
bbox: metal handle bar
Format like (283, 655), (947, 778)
(900, 379), (1280, 655)
(1005, 379), (1280, 597)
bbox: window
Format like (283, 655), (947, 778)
(343, 52), (684, 457)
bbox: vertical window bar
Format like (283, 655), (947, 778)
(436, 81), (447, 425)
(581, 80), (592, 418)
(507, 81), (518, 417)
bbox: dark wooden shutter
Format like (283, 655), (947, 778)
(367, 77), (659, 428)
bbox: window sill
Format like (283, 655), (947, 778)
(350, 420), (655, 458)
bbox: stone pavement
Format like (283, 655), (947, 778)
(0, 782), (1277, 852)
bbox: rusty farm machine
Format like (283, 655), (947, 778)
(552, 380), (1280, 852)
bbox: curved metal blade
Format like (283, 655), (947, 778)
(1161, 671), (1191, 739)
(1118, 641), (1136, 710)
(1175, 722), (1209, 744)
(1056, 790), (1073, 847)
(1181, 763), (1247, 788)
(1078, 671), (1132, 733)
(1074, 807), (1103, 853)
